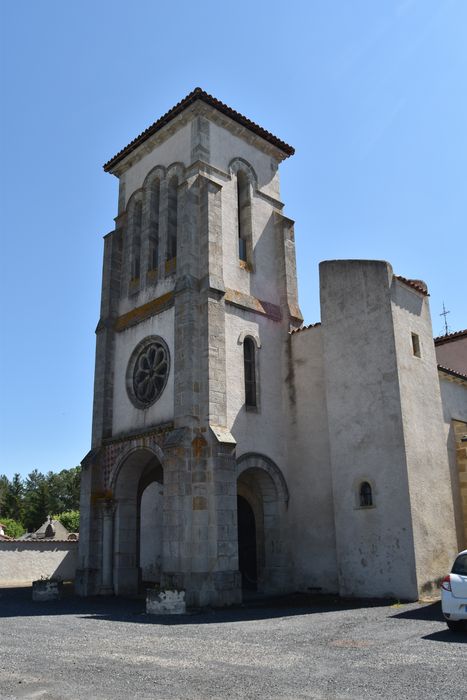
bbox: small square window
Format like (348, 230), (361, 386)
(411, 333), (421, 358)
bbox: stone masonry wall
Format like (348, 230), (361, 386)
(0, 541), (78, 586)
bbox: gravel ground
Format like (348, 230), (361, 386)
(0, 587), (466, 700)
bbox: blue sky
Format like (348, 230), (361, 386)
(1, 0), (466, 479)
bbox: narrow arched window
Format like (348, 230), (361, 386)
(244, 337), (257, 408)
(167, 176), (178, 262)
(359, 481), (373, 507)
(131, 200), (142, 279)
(237, 170), (251, 262)
(149, 179), (160, 272)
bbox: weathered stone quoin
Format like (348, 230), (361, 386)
(76, 89), (467, 605)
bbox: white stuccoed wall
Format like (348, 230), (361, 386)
(287, 326), (339, 593)
(320, 260), (418, 600)
(209, 121), (281, 198)
(117, 275), (176, 318)
(121, 123), (191, 207)
(112, 308), (174, 435)
(390, 280), (458, 595)
(222, 179), (281, 304)
(440, 375), (467, 424)
(225, 310), (288, 472)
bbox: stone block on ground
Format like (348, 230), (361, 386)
(146, 588), (186, 615)
(32, 580), (62, 601)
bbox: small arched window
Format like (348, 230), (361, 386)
(167, 176), (178, 262)
(131, 200), (142, 279)
(359, 481), (373, 507)
(237, 170), (251, 263)
(244, 337), (257, 408)
(149, 178), (160, 272)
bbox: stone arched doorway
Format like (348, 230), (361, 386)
(237, 453), (289, 595)
(111, 447), (164, 596)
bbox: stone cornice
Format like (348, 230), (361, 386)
(114, 292), (174, 332)
(102, 422), (174, 447)
(225, 288), (282, 321)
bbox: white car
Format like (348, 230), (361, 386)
(441, 549), (467, 632)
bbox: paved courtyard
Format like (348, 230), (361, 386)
(0, 588), (466, 700)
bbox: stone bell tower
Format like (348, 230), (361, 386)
(76, 88), (301, 606)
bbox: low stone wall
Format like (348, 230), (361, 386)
(0, 541), (78, 586)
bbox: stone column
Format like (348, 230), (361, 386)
(100, 499), (115, 595)
(75, 450), (100, 596)
(91, 215), (123, 446)
(160, 172), (242, 607)
(274, 213), (303, 329)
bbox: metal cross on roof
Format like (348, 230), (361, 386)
(440, 301), (451, 336)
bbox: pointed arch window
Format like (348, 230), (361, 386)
(131, 200), (142, 280)
(244, 337), (257, 409)
(149, 178), (160, 272)
(167, 176), (178, 263)
(359, 481), (373, 507)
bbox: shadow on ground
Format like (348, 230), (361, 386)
(422, 629), (467, 643)
(390, 601), (467, 642)
(390, 601), (443, 622)
(0, 586), (401, 625)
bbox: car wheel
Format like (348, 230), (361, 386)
(446, 620), (464, 633)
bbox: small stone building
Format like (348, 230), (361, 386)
(19, 517), (73, 541)
(77, 89), (467, 606)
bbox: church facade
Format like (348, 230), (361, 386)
(76, 89), (467, 606)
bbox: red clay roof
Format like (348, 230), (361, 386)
(103, 88), (295, 172)
(438, 364), (467, 381)
(434, 328), (467, 345)
(395, 275), (429, 296)
(290, 322), (321, 335)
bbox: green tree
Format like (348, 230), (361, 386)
(0, 466), (81, 532)
(23, 470), (50, 531)
(3, 474), (24, 522)
(1, 517), (25, 538)
(47, 466), (81, 514)
(53, 510), (79, 533)
(0, 475), (9, 515)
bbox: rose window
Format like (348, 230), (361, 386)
(127, 337), (170, 408)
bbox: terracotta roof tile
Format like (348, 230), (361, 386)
(290, 322), (321, 335)
(438, 364), (467, 381)
(103, 87), (295, 172)
(434, 328), (467, 345)
(395, 275), (429, 296)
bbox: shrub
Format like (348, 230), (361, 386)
(53, 510), (79, 533)
(1, 517), (25, 539)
